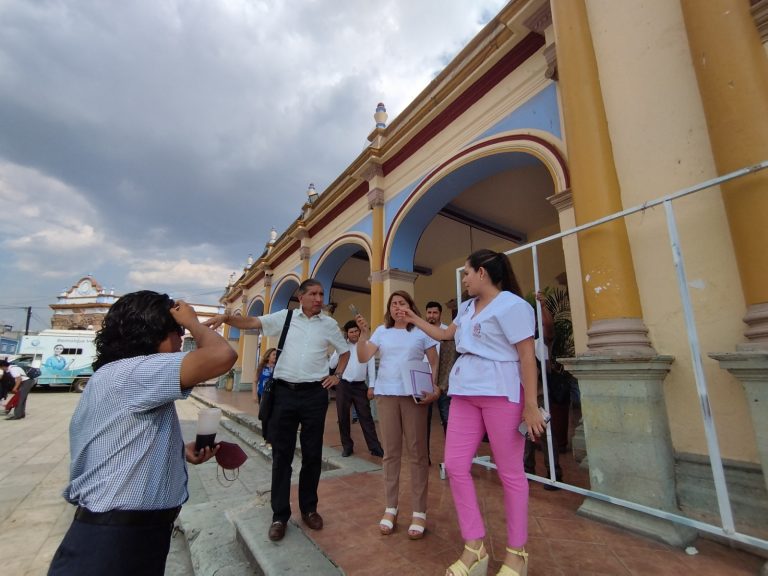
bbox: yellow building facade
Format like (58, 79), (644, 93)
(221, 0), (768, 549)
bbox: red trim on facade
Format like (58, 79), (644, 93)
(243, 271), (264, 289)
(308, 181), (369, 237)
(270, 241), (300, 269)
(382, 32), (545, 177)
(381, 133), (569, 269)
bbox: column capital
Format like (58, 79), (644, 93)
(367, 187), (385, 209)
(543, 43), (558, 81)
(353, 155), (385, 185)
(372, 268), (419, 283)
(293, 224), (309, 242)
(362, 161), (384, 182)
(523, 2), (552, 34)
(547, 188), (572, 212)
(299, 246), (311, 260)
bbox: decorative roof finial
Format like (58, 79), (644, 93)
(374, 102), (388, 129)
(306, 182), (318, 205)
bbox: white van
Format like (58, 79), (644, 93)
(17, 329), (96, 392)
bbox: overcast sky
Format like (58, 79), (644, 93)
(0, 0), (506, 332)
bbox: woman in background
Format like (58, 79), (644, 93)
(404, 249), (545, 576)
(355, 291), (440, 540)
(256, 348), (277, 403)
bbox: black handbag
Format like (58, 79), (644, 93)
(258, 309), (293, 425)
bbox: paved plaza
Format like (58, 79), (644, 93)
(0, 388), (764, 575)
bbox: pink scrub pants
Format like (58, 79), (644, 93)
(444, 394), (528, 547)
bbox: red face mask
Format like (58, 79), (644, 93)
(215, 441), (248, 483)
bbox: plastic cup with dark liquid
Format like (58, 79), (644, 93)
(195, 408), (222, 451)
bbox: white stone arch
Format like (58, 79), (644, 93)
(383, 130), (569, 270)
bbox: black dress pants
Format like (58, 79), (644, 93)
(48, 518), (173, 576)
(335, 380), (382, 453)
(270, 380), (328, 523)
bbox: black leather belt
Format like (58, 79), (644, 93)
(276, 379), (323, 391)
(74, 506), (181, 526)
(341, 379), (366, 385)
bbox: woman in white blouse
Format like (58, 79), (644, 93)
(356, 290), (440, 540)
(403, 250), (546, 576)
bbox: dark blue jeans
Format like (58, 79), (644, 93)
(270, 381), (329, 523)
(48, 518), (173, 575)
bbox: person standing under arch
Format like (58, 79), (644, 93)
(403, 249), (546, 576)
(355, 291), (440, 540)
(206, 279), (350, 542)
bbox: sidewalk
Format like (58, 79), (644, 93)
(0, 389), (344, 576)
(0, 391), (77, 576)
(195, 386), (765, 576)
(1, 388), (764, 576)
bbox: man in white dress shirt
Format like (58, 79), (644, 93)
(333, 320), (383, 458)
(206, 279), (350, 542)
(425, 301), (451, 461)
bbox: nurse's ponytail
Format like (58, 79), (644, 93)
(467, 249), (521, 296)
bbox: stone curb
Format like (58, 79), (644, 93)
(185, 393), (381, 575)
(190, 392), (382, 476)
(176, 498), (255, 576)
(232, 503), (342, 576)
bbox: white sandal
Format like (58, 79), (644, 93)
(379, 507), (398, 535)
(408, 511), (427, 540)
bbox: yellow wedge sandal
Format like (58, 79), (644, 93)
(446, 542), (488, 576)
(496, 547), (528, 576)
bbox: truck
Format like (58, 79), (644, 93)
(15, 329), (96, 392)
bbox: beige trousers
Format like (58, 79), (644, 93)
(376, 395), (430, 513)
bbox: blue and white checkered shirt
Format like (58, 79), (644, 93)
(63, 352), (192, 512)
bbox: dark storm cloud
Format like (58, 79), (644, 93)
(0, 0), (505, 331)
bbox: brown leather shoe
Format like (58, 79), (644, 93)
(268, 521), (287, 541)
(301, 511), (323, 531)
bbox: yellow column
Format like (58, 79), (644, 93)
(296, 226), (310, 281)
(368, 187), (385, 329)
(300, 248), (310, 281)
(551, 0), (653, 354)
(681, 0), (768, 349)
(260, 270), (273, 355)
(235, 295), (247, 368)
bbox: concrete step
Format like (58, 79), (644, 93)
(186, 393), (381, 575)
(193, 392), (382, 476)
(177, 498), (256, 576)
(232, 503), (342, 576)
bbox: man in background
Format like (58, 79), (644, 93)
(424, 301), (451, 463)
(1, 359), (37, 420)
(331, 320), (383, 458)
